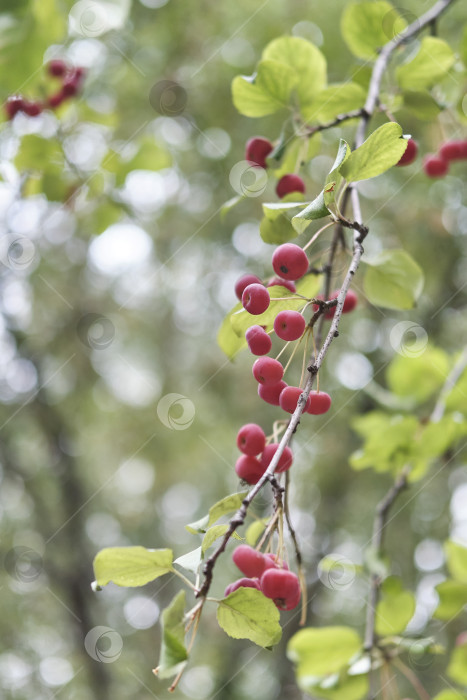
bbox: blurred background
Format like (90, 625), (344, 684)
(0, 0), (466, 698)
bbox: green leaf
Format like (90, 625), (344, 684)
(272, 135), (322, 178)
(434, 579), (467, 620)
(262, 201), (308, 222)
(217, 588), (282, 647)
(93, 547), (173, 587)
(291, 191), (330, 233)
(202, 524), (242, 554)
(220, 194), (245, 221)
(217, 302), (246, 360)
(397, 37), (455, 90)
(260, 213), (298, 244)
(299, 674), (369, 700)
(323, 138), (351, 207)
(434, 692), (467, 700)
(446, 541), (467, 584)
(350, 412), (418, 474)
(402, 90), (442, 121)
(363, 249), (424, 310)
(94, 201), (122, 234)
(174, 547), (202, 575)
(232, 60), (296, 117)
(155, 591), (188, 680)
(186, 492), (248, 534)
(230, 277), (321, 338)
(341, 2), (406, 59)
(303, 83), (366, 124)
(262, 36), (327, 109)
(287, 626), (363, 676)
(340, 122), (407, 182)
(246, 518), (269, 547)
(447, 643), (467, 686)
(446, 365), (467, 414)
(15, 135), (64, 173)
(386, 346), (450, 402)
(375, 577), (415, 636)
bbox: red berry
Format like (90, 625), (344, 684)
(22, 101), (42, 117)
(267, 277), (296, 293)
(279, 386), (311, 414)
(48, 59), (67, 77)
(276, 174), (305, 198)
(242, 284), (270, 315)
(245, 137), (274, 169)
(423, 155), (449, 178)
(439, 140), (464, 161)
(260, 568), (301, 611)
(396, 138), (417, 166)
(236, 423), (266, 456)
(260, 443), (293, 473)
(274, 310), (306, 341)
(460, 141), (467, 158)
(272, 244), (308, 281)
(5, 96), (25, 119)
(263, 553), (289, 571)
(235, 455), (265, 484)
(307, 391), (332, 415)
(235, 274), (263, 301)
(62, 68), (85, 97)
(232, 545), (267, 578)
(245, 325), (272, 356)
(314, 289), (358, 319)
(224, 577), (261, 597)
(252, 357), (284, 385)
(48, 91), (67, 109)
(258, 380), (287, 406)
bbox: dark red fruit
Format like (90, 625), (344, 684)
(314, 289), (358, 319)
(22, 101), (43, 117)
(276, 174), (305, 198)
(439, 140), (464, 161)
(5, 96), (25, 119)
(258, 380), (288, 406)
(307, 391), (332, 415)
(252, 357), (284, 385)
(235, 455), (265, 484)
(263, 553), (289, 571)
(396, 138), (417, 166)
(274, 310), (306, 341)
(423, 155), (449, 178)
(224, 577), (261, 597)
(260, 443), (293, 473)
(235, 274), (263, 301)
(245, 137), (274, 169)
(245, 325), (272, 356)
(267, 277), (296, 293)
(237, 423), (266, 456)
(272, 244), (309, 281)
(48, 91), (67, 109)
(279, 386), (311, 414)
(242, 284), (270, 315)
(232, 545), (267, 578)
(48, 59), (67, 77)
(260, 568), (301, 610)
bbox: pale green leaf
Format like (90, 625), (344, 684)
(186, 492), (248, 534)
(363, 248), (424, 310)
(246, 519), (269, 546)
(217, 588), (282, 647)
(375, 576), (415, 635)
(93, 547), (173, 587)
(446, 541), (467, 584)
(434, 579), (467, 620)
(341, 2), (406, 59)
(386, 347), (449, 402)
(287, 626), (363, 676)
(303, 83), (366, 124)
(299, 673), (369, 700)
(340, 122), (407, 182)
(260, 213), (298, 244)
(447, 643), (467, 686)
(155, 591), (188, 679)
(232, 60), (296, 117)
(434, 691), (467, 700)
(173, 547), (202, 575)
(397, 37), (455, 90)
(202, 524), (242, 554)
(402, 90), (442, 121)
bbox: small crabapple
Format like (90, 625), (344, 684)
(245, 326), (272, 356)
(235, 274), (263, 301)
(5, 96), (25, 119)
(423, 155), (449, 178)
(232, 545), (266, 578)
(396, 138), (417, 166)
(263, 553), (289, 570)
(252, 357), (284, 386)
(260, 443), (293, 473)
(267, 277), (296, 293)
(272, 244), (309, 281)
(224, 577), (261, 597)
(242, 284), (270, 315)
(279, 386), (311, 414)
(260, 568), (301, 611)
(258, 380), (288, 406)
(245, 137), (274, 168)
(22, 101), (43, 117)
(439, 140), (464, 161)
(236, 423), (266, 456)
(48, 59), (67, 77)
(235, 455), (265, 484)
(274, 310), (306, 341)
(307, 391), (332, 415)
(276, 174), (305, 198)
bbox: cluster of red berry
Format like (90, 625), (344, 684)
(246, 136), (305, 199)
(225, 544), (301, 611)
(395, 137), (467, 177)
(235, 423), (293, 484)
(5, 60), (85, 120)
